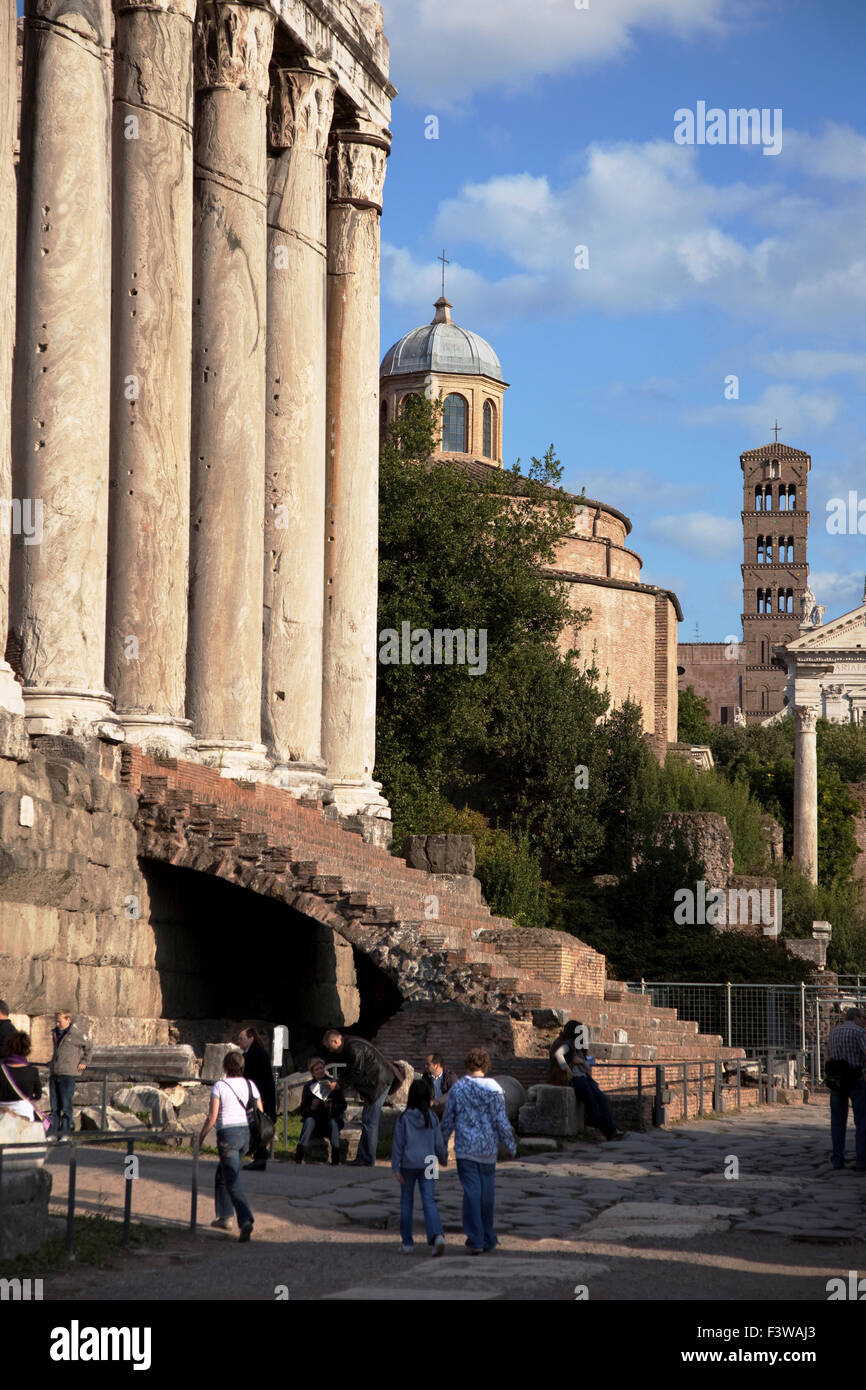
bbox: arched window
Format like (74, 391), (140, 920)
(756, 587), (764, 614)
(756, 536), (764, 564)
(765, 536), (773, 564)
(765, 484), (774, 510)
(400, 392), (423, 415)
(755, 486), (763, 511)
(789, 485), (796, 510)
(482, 400), (496, 459)
(786, 587), (793, 613)
(379, 399), (389, 438)
(442, 393), (468, 452)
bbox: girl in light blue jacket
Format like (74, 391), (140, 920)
(392, 1080), (448, 1255)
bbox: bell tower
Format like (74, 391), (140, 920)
(740, 432), (811, 722)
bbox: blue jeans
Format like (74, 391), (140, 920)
(399, 1168), (444, 1246)
(456, 1157), (497, 1251)
(49, 1075), (77, 1134)
(357, 1089), (388, 1165)
(300, 1115), (341, 1152)
(572, 1075), (616, 1139)
(215, 1125), (253, 1226)
(830, 1084), (866, 1167)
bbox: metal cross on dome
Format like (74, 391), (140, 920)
(438, 248), (450, 297)
(773, 420), (781, 443)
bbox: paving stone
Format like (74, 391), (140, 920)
(579, 1201), (748, 1240)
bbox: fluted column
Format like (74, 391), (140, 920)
(188, 0), (274, 775)
(12, 0), (115, 732)
(264, 62), (335, 795)
(0, 0), (25, 722)
(794, 704), (819, 884)
(322, 121), (391, 820)
(108, 0), (197, 753)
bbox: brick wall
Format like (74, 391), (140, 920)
(475, 927), (606, 999)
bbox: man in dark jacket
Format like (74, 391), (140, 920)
(237, 1027), (277, 1171)
(296, 1057), (347, 1165)
(423, 1053), (459, 1116)
(0, 999), (16, 1050)
(322, 1029), (396, 1166)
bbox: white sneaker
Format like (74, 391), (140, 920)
(400, 1243), (414, 1253)
(432, 1234), (445, 1257)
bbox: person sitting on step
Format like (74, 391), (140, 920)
(550, 1020), (625, 1142)
(295, 1057), (347, 1166)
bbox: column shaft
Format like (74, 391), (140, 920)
(794, 705), (818, 885)
(12, 0), (114, 729)
(188, 1), (274, 771)
(108, 0), (196, 752)
(0, 0), (24, 718)
(322, 123), (391, 819)
(264, 63), (334, 792)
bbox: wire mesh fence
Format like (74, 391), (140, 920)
(627, 979), (866, 1086)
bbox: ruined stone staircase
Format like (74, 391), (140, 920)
(122, 748), (745, 1120)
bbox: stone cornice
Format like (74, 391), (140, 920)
(269, 0), (394, 127)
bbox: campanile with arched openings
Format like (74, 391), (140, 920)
(740, 436), (811, 721)
(379, 296), (508, 464)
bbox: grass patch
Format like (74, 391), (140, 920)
(0, 1214), (166, 1279)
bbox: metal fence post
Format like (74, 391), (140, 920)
(190, 1134), (199, 1233)
(66, 1144), (77, 1259)
(799, 982), (806, 1055)
(122, 1139), (134, 1246)
(654, 1065), (664, 1127)
(736, 1058), (741, 1110)
(767, 1049), (775, 1104)
(101, 1074), (108, 1130)
(682, 1063), (689, 1121)
(282, 1076), (288, 1149)
(698, 1062), (704, 1117)
(636, 1064), (643, 1131)
(726, 982), (732, 1048)
(713, 1059), (722, 1112)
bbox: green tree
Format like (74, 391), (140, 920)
(677, 685), (712, 744)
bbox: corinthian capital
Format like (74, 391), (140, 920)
(194, 1), (274, 97)
(794, 704), (819, 734)
(268, 62), (336, 155)
(328, 122), (391, 213)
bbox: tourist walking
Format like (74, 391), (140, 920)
(550, 1020), (625, 1142)
(0, 1030), (45, 1122)
(322, 1029), (399, 1166)
(237, 1026), (277, 1171)
(440, 1047), (516, 1254)
(0, 998), (16, 1049)
(392, 1079), (447, 1255)
(199, 1050), (263, 1240)
(296, 1057), (347, 1165)
(48, 1011), (92, 1136)
(825, 1007), (866, 1171)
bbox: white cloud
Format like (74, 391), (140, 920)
(685, 384), (842, 436)
(578, 467), (703, 505)
(648, 511), (740, 558)
(806, 570), (865, 617)
(382, 0), (735, 108)
(383, 134), (866, 335)
(762, 349), (866, 382)
(783, 124), (866, 182)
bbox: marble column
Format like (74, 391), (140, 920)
(322, 121), (391, 820)
(188, 0), (274, 775)
(12, 0), (115, 732)
(108, 0), (197, 753)
(793, 704), (819, 885)
(0, 0), (25, 723)
(264, 62), (335, 795)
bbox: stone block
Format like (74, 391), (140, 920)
(201, 1042), (241, 1082)
(386, 1059), (414, 1110)
(491, 1075), (527, 1121)
(89, 1044), (198, 1080)
(517, 1137), (558, 1154)
(403, 834), (476, 877)
(518, 1084), (581, 1137)
(112, 1085), (176, 1128)
(0, 711), (30, 764)
(78, 1106), (142, 1132)
(0, 1111), (48, 1167)
(76, 964), (119, 1017)
(0, 1168), (52, 1260)
(45, 759), (93, 810)
(276, 1071), (314, 1115)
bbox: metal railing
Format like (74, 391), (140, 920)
(584, 1051), (807, 1130)
(0, 1129), (206, 1260)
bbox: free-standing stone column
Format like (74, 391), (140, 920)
(0, 0), (26, 730)
(264, 62), (335, 795)
(188, 1), (274, 775)
(794, 704), (819, 884)
(108, 0), (197, 753)
(12, 0), (115, 732)
(322, 121), (391, 822)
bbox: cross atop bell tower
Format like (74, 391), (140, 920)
(739, 440), (811, 723)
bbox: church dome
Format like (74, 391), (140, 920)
(380, 298), (504, 383)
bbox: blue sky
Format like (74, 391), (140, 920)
(379, 0), (866, 642)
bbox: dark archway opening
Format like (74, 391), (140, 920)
(141, 860), (403, 1063)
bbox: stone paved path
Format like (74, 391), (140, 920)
(38, 1098), (866, 1301)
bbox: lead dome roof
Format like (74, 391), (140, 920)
(380, 298), (504, 383)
